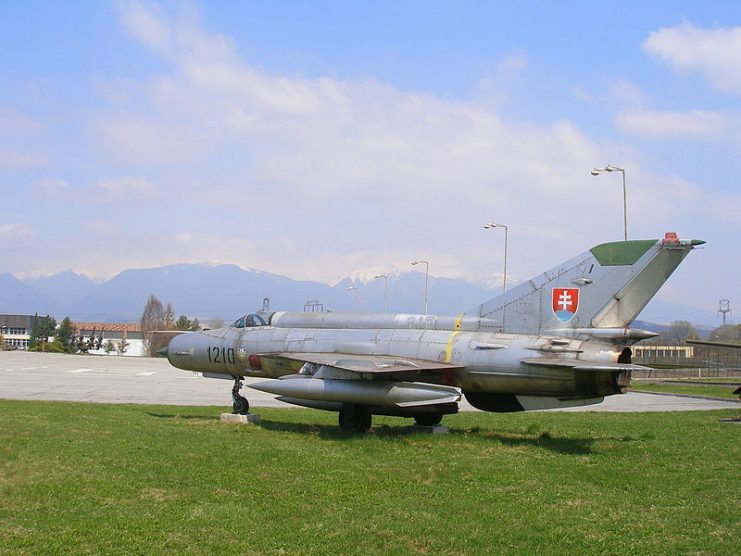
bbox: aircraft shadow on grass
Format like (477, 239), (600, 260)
(145, 413), (640, 455)
(257, 418), (641, 454)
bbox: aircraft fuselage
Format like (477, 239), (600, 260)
(167, 322), (629, 400)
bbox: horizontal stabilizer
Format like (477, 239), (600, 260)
(685, 339), (741, 349)
(545, 328), (658, 341)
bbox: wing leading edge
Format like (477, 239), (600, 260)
(260, 352), (464, 374)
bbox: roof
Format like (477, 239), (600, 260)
(73, 322), (142, 333)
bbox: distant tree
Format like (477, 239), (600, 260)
(660, 320), (700, 345)
(117, 338), (129, 355)
(29, 314), (57, 351)
(77, 336), (89, 353)
(175, 315), (192, 331)
(0, 333), (4, 350)
(46, 339), (66, 353)
(56, 317), (75, 353)
(190, 317), (201, 331)
(104, 339), (116, 354)
(141, 295), (167, 356)
(709, 324), (741, 342)
(165, 303), (175, 330)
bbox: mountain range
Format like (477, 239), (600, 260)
(0, 263), (725, 330)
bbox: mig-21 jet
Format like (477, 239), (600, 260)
(164, 233), (703, 432)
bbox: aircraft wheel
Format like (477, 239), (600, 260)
(414, 413), (443, 427)
(232, 395), (249, 415)
(339, 404), (372, 433)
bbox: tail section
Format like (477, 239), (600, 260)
(466, 233), (703, 335)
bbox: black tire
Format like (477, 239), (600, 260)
(232, 395), (249, 415)
(339, 404), (372, 433)
(358, 406), (372, 432)
(414, 413), (443, 427)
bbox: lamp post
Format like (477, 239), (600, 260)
(483, 222), (508, 293)
(373, 274), (389, 313)
(591, 164), (627, 241)
(411, 260), (429, 315)
(345, 286), (359, 309)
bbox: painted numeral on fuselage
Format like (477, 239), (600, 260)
(207, 346), (235, 365)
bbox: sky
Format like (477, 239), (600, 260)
(1, 0), (740, 314)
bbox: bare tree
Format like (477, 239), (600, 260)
(661, 320), (700, 345)
(165, 302), (175, 330)
(141, 295), (166, 357)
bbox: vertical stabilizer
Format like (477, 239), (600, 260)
(465, 234), (703, 335)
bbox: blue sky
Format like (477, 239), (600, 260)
(1, 1), (739, 315)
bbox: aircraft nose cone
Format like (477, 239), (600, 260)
(156, 346), (169, 357)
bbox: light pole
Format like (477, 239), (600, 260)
(483, 222), (508, 293)
(411, 260), (429, 314)
(345, 286), (359, 309)
(591, 164), (627, 241)
(373, 274), (389, 313)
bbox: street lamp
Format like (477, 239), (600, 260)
(373, 274), (389, 313)
(345, 286), (359, 309)
(483, 222), (508, 293)
(591, 164), (627, 241)
(411, 260), (429, 315)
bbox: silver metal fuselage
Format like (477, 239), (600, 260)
(167, 313), (628, 399)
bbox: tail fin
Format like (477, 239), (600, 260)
(466, 234), (704, 335)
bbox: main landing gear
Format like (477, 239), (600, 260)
(338, 403), (372, 433)
(413, 413), (444, 427)
(231, 377), (250, 415)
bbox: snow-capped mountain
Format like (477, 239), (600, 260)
(0, 263), (724, 328)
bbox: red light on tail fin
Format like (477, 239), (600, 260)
(661, 232), (679, 245)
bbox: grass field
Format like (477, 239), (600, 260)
(1, 401), (739, 555)
(632, 382), (741, 399)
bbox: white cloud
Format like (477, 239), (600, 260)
(615, 109), (727, 139)
(610, 78), (648, 110)
(0, 151), (49, 169)
(573, 86), (591, 102)
(116, 0), (173, 54)
(497, 51), (528, 74)
(0, 104), (43, 135)
(95, 176), (160, 201)
(0, 223), (33, 239)
(86, 221), (120, 235)
(12, 1), (723, 306)
(35, 177), (72, 196)
(644, 23), (741, 93)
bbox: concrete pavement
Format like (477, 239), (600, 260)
(1, 351), (738, 412)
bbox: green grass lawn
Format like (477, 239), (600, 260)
(674, 377), (741, 384)
(1, 401), (739, 555)
(632, 382), (741, 399)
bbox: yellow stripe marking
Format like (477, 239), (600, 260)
(444, 314), (465, 363)
(453, 314), (463, 331)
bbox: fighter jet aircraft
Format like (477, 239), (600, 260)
(164, 233), (703, 432)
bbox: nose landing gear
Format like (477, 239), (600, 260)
(232, 377), (250, 415)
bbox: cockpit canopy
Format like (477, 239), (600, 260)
(233, 312), (272, 328)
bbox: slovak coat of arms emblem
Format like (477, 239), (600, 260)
(552, 287), (579, 323)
